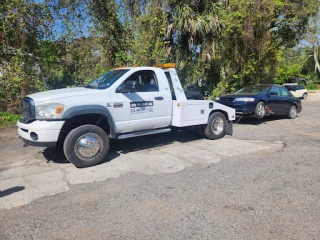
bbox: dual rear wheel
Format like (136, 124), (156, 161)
(196, 112), (227, 140)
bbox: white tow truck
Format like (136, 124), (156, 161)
(17, 63), (235, 167)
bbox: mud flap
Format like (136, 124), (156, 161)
(226, 121), (233, 135)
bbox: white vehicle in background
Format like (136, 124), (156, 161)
(17, 63), (236, 168)
(283, 83), (308, 99)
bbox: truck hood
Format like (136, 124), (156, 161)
(28, 87), (102, 103)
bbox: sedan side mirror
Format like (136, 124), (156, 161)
(269, 91), (278, 96)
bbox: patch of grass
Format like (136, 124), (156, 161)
(0, 112), (21, 127)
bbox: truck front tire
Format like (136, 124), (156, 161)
(63, 125), (110, 168)
(203, 112), (227, 140)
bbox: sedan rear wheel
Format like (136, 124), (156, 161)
(288, 105), (297, 119)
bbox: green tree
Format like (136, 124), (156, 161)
(0, 0), (53, 111)
(216, 0), (317, 94)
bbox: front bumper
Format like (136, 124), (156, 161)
(216, 101), (256, 113)
(17, 119), (65, 147)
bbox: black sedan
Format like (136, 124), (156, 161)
(215, 84), (302, 119)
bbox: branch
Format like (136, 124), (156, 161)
(0, 46), (40, 60)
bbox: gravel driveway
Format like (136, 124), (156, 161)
(1, 92), (320, 239)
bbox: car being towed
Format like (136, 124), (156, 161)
(215, 84), (302, 119)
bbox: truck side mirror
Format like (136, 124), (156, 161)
(118, 80), (139, 93)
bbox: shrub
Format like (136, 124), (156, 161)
(0, 112), (21, 127)
(306, 81), (318, 90)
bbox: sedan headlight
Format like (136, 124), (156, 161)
(35, 103), (64, 119)
(215, 97), (220, 100)
(234, 97), (255, 102)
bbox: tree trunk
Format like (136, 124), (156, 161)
(314, 45), (320, 73)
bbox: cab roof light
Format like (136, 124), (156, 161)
(155, 63), (176, 69)
(114, 66), (127, 70)
(114, 63), (176, 70)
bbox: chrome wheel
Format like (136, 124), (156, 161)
(290, 106), (297, 118)
(257, 103), (265, 116)
(211, 117), (224, 135)
(74, 133), (102, 161)
(302, 93), (307, 99)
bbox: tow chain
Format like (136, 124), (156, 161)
(234, 115), (243, 125)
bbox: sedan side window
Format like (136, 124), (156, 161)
(270, 86), (281, 96)
(280, 87), (292, 97)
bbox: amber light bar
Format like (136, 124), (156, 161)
(155, 63), (176, 69)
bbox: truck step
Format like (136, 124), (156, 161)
(117, 128), (171, 139)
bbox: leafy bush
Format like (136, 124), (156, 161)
(306, 81), (319, 90)
(273, 64), (304, 85)
(0, 112), (21, 127)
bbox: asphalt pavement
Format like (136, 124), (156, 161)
(0, 92), (320, 240)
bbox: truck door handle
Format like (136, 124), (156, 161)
(154, 96), (164, 100)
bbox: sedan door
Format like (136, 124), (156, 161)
(266, 86), (282, 114)
(279, 87), (294, 114)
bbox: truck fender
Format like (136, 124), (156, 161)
(62, 105), (117, 138)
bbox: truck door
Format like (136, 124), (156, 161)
(111, 70), (167, 133)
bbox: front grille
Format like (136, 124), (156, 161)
(21, 97), (35, 122)
(220, 97), (235, 102)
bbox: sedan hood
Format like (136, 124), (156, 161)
(219, 93), (262, 98)
(28, 87), (102, 103)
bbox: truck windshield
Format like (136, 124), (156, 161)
(85, 69), (129, 89)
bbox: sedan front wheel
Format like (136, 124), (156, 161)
(254, 101), (266, 119)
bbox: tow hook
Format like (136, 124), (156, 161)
(265, 106), (273, 114)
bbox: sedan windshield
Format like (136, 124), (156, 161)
(86, 69), (129, 89)
(234, 85), (271, 94)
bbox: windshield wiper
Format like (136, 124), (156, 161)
(85, 85), (96, 89)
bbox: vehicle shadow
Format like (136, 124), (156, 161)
(41, 128), (202, 166)
(235, 115), (289, 126)
(110, 128), (201, 153)
(42, 147), (69, 164)
(0, 186), (25, 198)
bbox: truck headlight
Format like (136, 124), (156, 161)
(234, 97), (255, 102)
(215, 97), (220, 100)
(35, 103), (64, 119)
